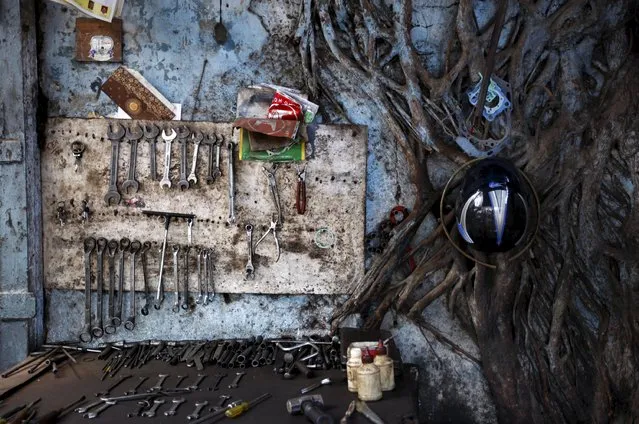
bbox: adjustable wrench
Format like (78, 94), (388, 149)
(104, 240), (118, 334)
(160, 129), (177, 188)
(124, 240), (141, 331)
(202, 249), (210, 304)
(115, 237), (131, 327)
(188, 131), (203, 185)
(181, 245), (190, 310)
(196, 248), (204, 304)
(141, 241), (152, 316)
(245, 225), (255, 280)
(104, 122), (125, 206)
(187, 401), (208, 420)
(80, 237), (96, 343)
(143, 123), (160, 181)
(141, 399), (165, 417)
(122, 125), (143, 194)
(177, 126), (191, 190)
(165, 398), (186, 416)
(92, 238), (107, 338)
(227, 141), (236, 224)
(172, 245), (181, 312)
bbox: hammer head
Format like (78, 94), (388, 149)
(286, 394), (324, 415)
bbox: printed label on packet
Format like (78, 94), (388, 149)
(267, 92), (302, 121)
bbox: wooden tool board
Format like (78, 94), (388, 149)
(41, 118), (367, 295)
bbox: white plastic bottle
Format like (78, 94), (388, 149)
(346, 347), (362, 392)
(356, 350), (382, 401)
(374, 341), (395, 391)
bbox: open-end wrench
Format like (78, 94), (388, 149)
(177, 126), (191, 190)
(155, 216), (170, 309)
(143, 123), (160, 181)
(84, 401), (115, 419)
(215, 395), (231, 411)
(149, 374), (169, 392)
(188, 131), (203, 185)
(196, 248), (204, 304)
(202, 249), (210, 304)
(122, 125), (143, 194)
(181, 246), (190, 310)
(213, 135), (223, 179)
(212, 374), (227, 391)
(92, 238), (107, 339)
(104, 122), (125, 206)
(115, 237), (130, 327)
(76, 399), (104, 414)
(164, 398), (186, 416)
(141, 399), (165, 417)
(245, 225), (255, 280)
(124, 240), (141, 331)
(141, 241), (151, 316)
(96, 374), (133, 397)
(126, 376), (149, 395)
(188, 374), (206, 391)
(128, 397), (155, 418)
(187, 401), (208, 420)
(172, 245), (181, 312)
(160, 129), (176, 188)
(228, 372), (246, 389)
(206, 135), (217, 184)
(206, 251), (215, 302)
(80, 237), (96, 343)
(227, 141), (236, 223)
(104, 240), (118, 335)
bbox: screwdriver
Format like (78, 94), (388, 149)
(225, 393), (272, 418)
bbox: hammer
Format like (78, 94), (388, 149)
(286, 394), (335, 424)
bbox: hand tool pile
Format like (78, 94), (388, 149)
(80, 234), (216, 342)
(104, 122), (226, 207)
(0, 345), (97, 380)
(96, 336), (342, 378)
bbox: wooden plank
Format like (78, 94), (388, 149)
(41, 118), (367, 294)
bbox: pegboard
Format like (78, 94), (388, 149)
(41, 118), (367, 294)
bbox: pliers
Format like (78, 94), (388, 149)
(255, 214), (281, 262)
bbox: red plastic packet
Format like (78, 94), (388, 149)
(267, 92), (302, 121)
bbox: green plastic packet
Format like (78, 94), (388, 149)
(238, 128), (306, 162)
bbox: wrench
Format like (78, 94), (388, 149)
(128, 397), (154, 418)
(84, 401), (115, 419)
(164, 397), (186, 416)
(160, 128), (176, 188)
(149, 374), (169, 392)
(172, 245), (181, 312)
(80, 237), (96, 343)
(245, 225), (255, 280)
(141, 241), (152, 316)
(104, 122), (125, 206)
(92, 238), (107, 338)
(143, 123), (160, 181)
(126, 376), (148, 395)
(188, 131), (203, 184)
(96, 374), (132, 397)
(115, 237), (130, 327)
(182, 245), (190, 310)
(104, 240), (118, 335)
(76, 399), (104, 414)
(206, 135), (217, 184)
(212, 373), (227, 391)
(202, 249), (210, 304)
(213, 135), (223, 179)
(141, 399), (166, 417)
(214, 395), (231, 411)
(187, 401), (208, 420)
(196, 248), (204, 304)
(227, 141), (236, 223)
(177, 126), (191, 190)
(206, 251), (215, 302)
(188, 374), (206, 391)
(155, 216), (170, 309)
(228, 372), (246, 389)
(122, 124), (143, 194)
(124, 240), (141, 331)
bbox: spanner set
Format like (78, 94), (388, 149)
(103, 122), (227, 206)
(81, 236), (216, 342)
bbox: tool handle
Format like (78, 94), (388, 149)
(303, 402), (335, 424)
(225, 402), (248, 418)
(296, 179), (306, 214)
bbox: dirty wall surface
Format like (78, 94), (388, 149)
(38, 0), (496, 421)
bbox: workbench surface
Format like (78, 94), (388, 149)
(1, 355), (418, 423)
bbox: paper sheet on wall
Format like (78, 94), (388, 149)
(48, 0), (124, 22)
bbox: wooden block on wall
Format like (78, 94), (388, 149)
(75, 18), (122, 62)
